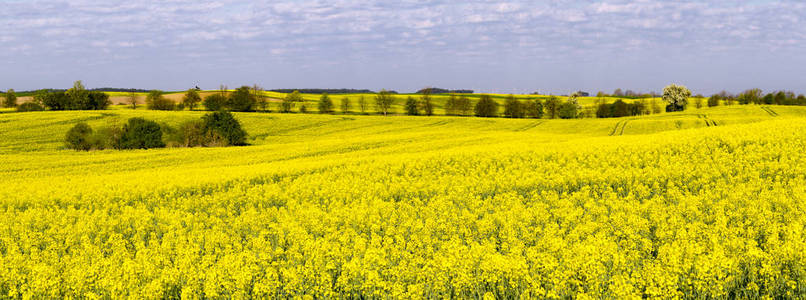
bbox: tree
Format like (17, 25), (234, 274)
(227, 86), (256, 112)
(282, 90), (302, 113)
(253, 85), (268, 112)
(204, 94), (227, 111)
(127, 92), (139, 109)
(445, 95), (458, 116)
(651, 98), (663, 114)
(358, 95), (368, 114)
(3, 89), (17, 108)
(299, 104), (308, 113)
(708, 94), (720, 107)
(86, 91), (111, 110)
(613, 88), (624, 97)
(182, 89), (202, 110)
(544, 96), (561, 119)
(66, 81), (88, 110)
(663, 84), (691, 112)
(318, 93), (334, 113)
(694, 97), (703, 109)
(420, 88), (434, 116)
(525, 99), (543, 119)
(474, 95), (498, 117)
(503, 95), (524, 118)
(375, 89), (394, 116)
(117, 118), (165, 149)
(65, 122), (93, 151)
(340, 96), (351, 113)
(146, 90), (176, 110)
(457, 95), (472, 116)
(202, 111), (247, 146)
(596, 91), (606, 98)
(558, 97), (579, 119)
(405, 96), (419, 115)
(41, 91), (71, 110)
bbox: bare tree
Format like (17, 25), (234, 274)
(127, 92), (139, 109)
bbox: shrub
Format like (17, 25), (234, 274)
(405, 96), (419, 115)
(204, 94), (227, 111)
(318, 93), (334, 113)
(202, 111), (247, 146)
(183, 89), (202, 110)
(117, 118), (165, 149)
(146, 90), (176, 111)
(227, 86), (256, 112)
(474, 95), (498, 117)
(3, 89), (17, 108)
(17, 102), (45, 112)
(65, 123), (93, 151)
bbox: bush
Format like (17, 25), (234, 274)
(117, 118), (165, 149)
(227, 86), (256, 112)
(17, 102), (45, 112)
(202, 111), (247, 146)
(474, 95), (498, 117)
(146, 90), (176, 111)
(204, 94), (227, 111)
(65, 123), (93, 151)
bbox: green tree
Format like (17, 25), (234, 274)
(227, 86), (256, 112)
(146, 90), (176, 110)
(318, 93), (334, 113)
(663, 84), (691, 112)
(202, 111), (247, 146)
(405, 96), (419, 115)
(3, 89), (17, 108)
(282, 90), (302, 113)
(358, 95), (368, 114)
(503, 95), (524, 118)
(558, 96), (580, 119)
(66, 81), (88, 110)
(203, 94), (227, 111)
(544, 96), (561, 119)
(340, 96), (351, 113)
(420, 88), (434, 116)
(375, 90), (394, 116)
(127, 92), (139, 109)
(182, 89), (202, 110)
(525, 99), (543, 119)
(252, 85), (268, 112)
(457, 95), (472, 116)
(117, 118), (165, 149)
(474, 95), (498, 117)
(65, 122), (93, 151)
(708, 94), (720, 107)
(445, 95), (458, 116)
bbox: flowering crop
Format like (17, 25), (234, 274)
(1, 106), (806, 298)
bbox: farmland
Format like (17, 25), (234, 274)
(2, 105), (806, 298)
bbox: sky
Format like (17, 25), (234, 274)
(1, 0), (805, 95)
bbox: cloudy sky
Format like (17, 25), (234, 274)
(1, 0), (805, 94)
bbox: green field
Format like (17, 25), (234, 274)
(2, 105), (806, 298)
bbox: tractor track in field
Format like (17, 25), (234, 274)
(761, 106), (779, 117)
(609, 119), (630, 136)
(515, 121), (544, 132)
(698, 114), (718, 127)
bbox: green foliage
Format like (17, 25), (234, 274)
(503, 95), (524, 118)
(17, 102), (45, 112)
(66, 81), (88, 108)
(663, 84), (691, 112)
(3, 89), (16, 108)
(358, 96), (368, 114)
(525, 99), (543, 119)
(116, 118), (165, 149)
(202, 111), (247, 146)
(318, 93), (334, 114)
(227, 86), (256, 112)
(445, 95), (458, 116)
(544, 96), (561, 119)
(375, 90), (394, 116)
(474, 95), (498, 117)
(708, 94), (721, 107)
(282, 91), (302, 113)
(146, 90), (176, 111)
(164, 120), (208, 147)
(405, 96), (419, 116)
(85, 91), (111, 110)
(182, 89), (202, 110)
(65, 122), (93, 151)
(299, 104), (308, 113)
(340, 97), (351, 113)
(420, 92), (434, 116)
(203, 94), (227, 111)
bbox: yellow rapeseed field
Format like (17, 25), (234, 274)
(1, 105), (805, 298)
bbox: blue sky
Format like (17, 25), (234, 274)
(1, 0), (805, 94)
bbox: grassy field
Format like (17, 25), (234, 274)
(1, 105), (806, 298)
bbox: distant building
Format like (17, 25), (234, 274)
(577, 91), (590, 97)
